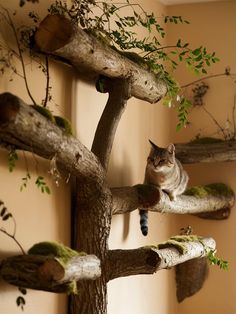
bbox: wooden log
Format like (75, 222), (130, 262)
(175, 140), (236, 164)
(107, 237), (215, 281)
(111, 184), (235, 217)
(0, 92), (105, 185)
(0, 254), (101, 293)
(34, 14), (167, 104)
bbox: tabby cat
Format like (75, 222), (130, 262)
(139, 140), (189, 236)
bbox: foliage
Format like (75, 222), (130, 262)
(7, 147), (18, 172)
(182, 67), (236, 140)
(48, 0), (219, 129)
(207, 249), (229, 270)
(35, 176), (51, 194)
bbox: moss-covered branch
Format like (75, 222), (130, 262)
(0, 252), (101, 294)
(106, 237), (215, 281)
(175, 138), (236, 163)
(34, 14), (167, 103)
(112, 183), (234, 219)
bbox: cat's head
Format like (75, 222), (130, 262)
(147, 140), (175, 171)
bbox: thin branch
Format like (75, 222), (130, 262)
(43, 55), (50, 107)
(181, 72), (236, 89)
(202, 106), (227, 139)
(0, 227), (25, 255)
(2, 8), (37, 105)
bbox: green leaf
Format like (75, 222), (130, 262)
(192, 47), (201, 56)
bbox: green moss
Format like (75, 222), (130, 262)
(190, 137), (223, 145)
(28, 241), (85, 265)
(66, 281), (78, 295)
(157, 235), (200, 255)
(185, 183), (233, 198)
(185, 186), (209, 198)
(54, 116), (73, 135)
(28, 242), (87, 294)
(31, 105), (55, 123)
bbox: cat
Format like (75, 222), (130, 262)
(139, 140), (189, 236)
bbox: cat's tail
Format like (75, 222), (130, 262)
(139, 209), (148, 236)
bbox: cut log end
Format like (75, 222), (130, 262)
(0, 93), (20, 124)
(35, 14), (74, 52)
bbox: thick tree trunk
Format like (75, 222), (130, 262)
(0, 92), (233, 314)
(34, 14), (167, 103)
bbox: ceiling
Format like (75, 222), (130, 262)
(160, 0), (227, 5)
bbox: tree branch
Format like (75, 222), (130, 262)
(112, 184), (235, 217)
(106, 237), (215, 281)
(0, 254), (100, 293)
(175, 140), (236, 164)
(91, 78), (131, 170)
(0, 92), (105, 185)
(34, 14), (167, 103)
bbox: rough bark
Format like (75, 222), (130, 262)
(107, 237), (215, 281)
(0, 93), (105, 185)
(0, 254), (100, 293)
(34, 14), (167, 103)
(112, 185), (235, 216)
(91, 78), (131, 170)
(0, 92), (233, 313)
(175, 140), (236, 164)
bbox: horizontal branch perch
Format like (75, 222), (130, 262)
(0, 254), (101, 293)
(34, 14), (167, 103)
(175, 140), (236, 163)
(0, 92), (105, 185)
(107, 237), (215, 281)
(112, 183), (235, 217)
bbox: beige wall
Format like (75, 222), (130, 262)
(167, 1), (236, 314)
(1, 0), (236, 314)
(0, 1), (73, 313)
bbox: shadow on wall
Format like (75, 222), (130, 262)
(107, 150), (134, 241)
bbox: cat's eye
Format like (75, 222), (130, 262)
(159, 159), (165, 164)
(148, 157), (154, 162)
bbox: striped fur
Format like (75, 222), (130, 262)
(139, 140), (189, 236)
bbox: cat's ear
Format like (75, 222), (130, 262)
(149, 139), (159, 150)
(167, 143), (175, 154)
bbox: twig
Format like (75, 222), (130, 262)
(202, 106), (227, 139)
(3, 8), (37, 105)
(181, 72), (236, 89)
(0, 214), (26, 255)
(43, 56), (50, 107)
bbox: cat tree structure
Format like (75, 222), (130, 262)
(0, 14), (235, 314)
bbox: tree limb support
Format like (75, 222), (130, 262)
(34, 14), (167, 103)
(106, 237), (215, 281)
(92, 78), (131, 170)
(0, 254), (101, 293)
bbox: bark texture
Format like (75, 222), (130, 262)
(34, 14), (167, 103)
(175, 140), (236, 163)
(107, 237), (215, 281)
(0, 92), (233, 314)
(0, 254), (100, 293)
(112, 185), (235, 216)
